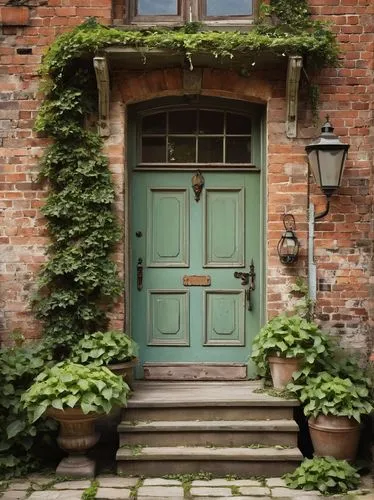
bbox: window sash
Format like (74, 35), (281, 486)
(127, 0), (186, 23)
(126, 0), (256, 24)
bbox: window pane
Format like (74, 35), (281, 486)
(168, 137), (196, 162)
(142, 137), (166, 162)
(169, 110), (197, 134)
(226, 137), (251, 163)
(199, 110), (224, 134)
(206, 0), (252, 16)
(226, 113), (252, 134)
(198, 138), (223, 163)
(137, 0), (178, 15)
(142, 113), (166, 134)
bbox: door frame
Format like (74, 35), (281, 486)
(124, 95), (267, 362)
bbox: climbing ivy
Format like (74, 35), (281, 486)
(33, 61), (122, 343)
(33, 3), (338, 344)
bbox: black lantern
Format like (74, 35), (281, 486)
(277, 214), (300, 265)
(305, 118), (350, 198)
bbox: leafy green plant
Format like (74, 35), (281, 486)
(288, 371), (372, 423)
(283, 456), (360, 495)
(251, 314), (331, 376)
(289, 277), (314, 321)
(71, 330), (138, 365)
(22, 361), (130, 423)
(0, 341), (55, 478)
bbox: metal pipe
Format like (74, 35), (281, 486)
(308, 202), (317, 309)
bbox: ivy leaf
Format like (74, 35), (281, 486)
(6, 420), (26, 439)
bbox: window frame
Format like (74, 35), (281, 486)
(136, 107), (255, 168)
(198, 0), (255, 23)
(126, 0), (187, 24)
(125, 0), (258, 26)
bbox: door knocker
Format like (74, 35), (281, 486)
(191, 170), (205, 202)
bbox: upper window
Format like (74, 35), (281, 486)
(127, 0), (255, 25)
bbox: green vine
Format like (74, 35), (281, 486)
(33, 3), (338, 344)
(33, 59), (122, 343)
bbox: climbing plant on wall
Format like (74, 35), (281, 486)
(33, 2), (338, 344)
(33, 64), (122, 343)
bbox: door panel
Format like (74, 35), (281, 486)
(147, 290), (189, 346)
(131, 171), (261, 372)
(204, 290), (245, 345)
(147, 188), (189, 267)
(204, 188), (244, 266)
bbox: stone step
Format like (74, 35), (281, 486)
(118, 419), (299, 447)
(125, 381), (298, 421)
(116, 445), (303, 477)
(124, 405), (295, 422)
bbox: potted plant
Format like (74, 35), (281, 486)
(251, 314), (330, 389)
(289, 371), (373, 460)
(22, 361), (130, 477)
(71, 330), (138, 388)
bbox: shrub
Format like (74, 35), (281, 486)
(0, 341), (55, 478)
(71, 330), (138, 365)
(283, 456), (360, 495)
(22, 361), (130, 423)
(288, 371), (372, 423)
(251, 314), (331, 376)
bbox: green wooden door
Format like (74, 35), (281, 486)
(129, 102), (263, 377)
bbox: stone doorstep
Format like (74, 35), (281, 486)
(117, 445), (303, 461)
(119, 419), (299, 431)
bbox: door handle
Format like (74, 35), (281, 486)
(137, 258), (143, 291)
(234, 259), (256, 311)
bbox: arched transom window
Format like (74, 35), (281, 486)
(139, 109), (253, 165)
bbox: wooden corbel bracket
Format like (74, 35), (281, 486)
(286, 55), (303, 138)
(93, 56), (110, 137)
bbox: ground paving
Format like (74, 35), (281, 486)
(0, 474), (373, 499)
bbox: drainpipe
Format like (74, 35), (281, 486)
(308, 202), (317, 318)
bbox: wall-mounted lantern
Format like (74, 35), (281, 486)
(305, 118), (349, 308)
(277, 214), (300, 265)
(305, 118), (350, 219)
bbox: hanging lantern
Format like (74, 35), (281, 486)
(277, 214), (300, 265)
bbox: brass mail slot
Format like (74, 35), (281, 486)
(183, 275), (211, 286)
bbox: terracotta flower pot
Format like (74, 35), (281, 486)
(309, 415), (360, 461)
(47, 407), (101, 477)
(268, 355), (303, 389)
(108, 357), (138, 389)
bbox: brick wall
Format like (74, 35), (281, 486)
(0, 0), (112, 342)
(1, 1), (373, 356)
